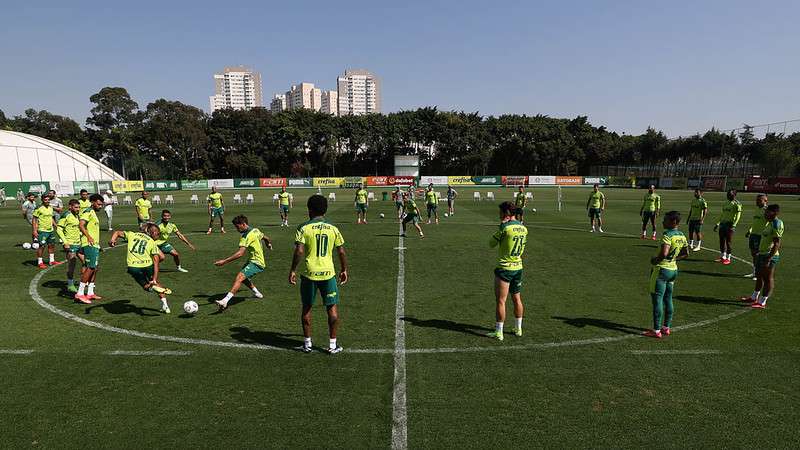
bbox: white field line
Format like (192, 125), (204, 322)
(391, 224), (408, 450)
(0, 349), (34, 354)
(629, 349), (722, 355)
(105, 350), (192, 356)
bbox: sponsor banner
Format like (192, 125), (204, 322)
(72, 181), (97, 194)
(1, 181), (50, 197)
(747, 177), (800, 194)
(701, 176), (726, 191)
(96, 181), (113, 192)
(502, 176), (527, 186)
(418, 175), (447, 185)
(659, 177), (675, 188)
(234, 178), (259, 188)
(208, 179), (234, 189)
(112, 180), (127, 193)
(144, 180), (180, 191)
(288, 178), (312, 187)
(556, 176), (583, 186)
(367, 176), (389, 186)
(636, 177), (659, 188)
(388, 176), (416, 186)
(687, 177), (702, 188)
(582, 176), (607, 185)
(528, 175), (556, 185)
(660, 177), (688, 189)
(259, 178), (286, 188)
(447, 176), (475, 185)
(745, 177), (768, 192)
(313, 177), (344, 188)
(725, 177), (745, 191)
(343, 176), (365, 188)
(472, 175), (502, 185)
(180, 179), (209, 190)
(51, 181), (74, 196)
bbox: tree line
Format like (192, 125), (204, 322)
(1, 87), (798, 180)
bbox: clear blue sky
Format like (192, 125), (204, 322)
(1, 0), (798, 136)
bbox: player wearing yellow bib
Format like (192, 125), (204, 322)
(401, 192), (424, 238)
(109, 224), (173, 314)
(639, 185), (661, 240)
(278, 187), (292, 227)
(78, 189), (91, 213)
(57, 200), (83, 293)
(32, 194), (62, 269)
(686, 188), (708, 251)
(206, 186), (225, 234)
(214, 215), (272, 311)
(486, 201), (528, 341)
(643, 211), (689, 339)
(155, 209), (195, 273)
(75, 194), (104, 304)
(586, 184), (606, 233)
(425, 185), (439, 224)
(742, 204), (783, 309)
(290, 195), (348, 354)
(134, 191), (152, 225)
(354, 184), (369, 224)
(713, 189), (742, 265)
(514, 186), (528, 223)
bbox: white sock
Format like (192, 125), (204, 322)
(495, 322), (504, 333)
(304, 337), (312, 348)
(515, 317), (523, 330)
(759, 295), (768, 306)
(161, 297), (169, 307)
(78, 282), (86, 295)
(751, 291), (760, 300)
(689, 240), (695, 247)
(652, 231), (657, 236)
(87, 283), (95, 296)
(329, 338), (337, 349)
(37, 257), (43, 264)
(49, 253), (55, 263)
(697, 240), (702, 247)
(221, 292), (234, 305)
(251, 287), (261, 296)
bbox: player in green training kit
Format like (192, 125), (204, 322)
(425, 184), (439, 224)
(713, 188), (742, 265)
(57, 200), (84, 293)
(31, 194), (63, 269)
(109, 224), (173, 313)
(401, 192), (424, 238)
(514, 186), (528, 223)
(487, 201), (528, 341)
(78, 189), (91, 212)
(686, 188), (708, 252)
(214, 215), (272, 311)
(290, 194), (348, 354)
(586, 184), (605, 233)
(134, 191), (152, 225)
(278, 187), (292, 227)
(743, 194), (768, 279)
(644, 211), (688, 339)
(75, 194), (104, 304)
(206, 186), (225, 234)
(155, 209), (195, 273)
(742, 204), (783, 309)
(354, 184), (369, 224)
(640, 185), (661, 240)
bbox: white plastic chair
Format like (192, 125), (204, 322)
(487, 192), (495, 201)
(123, 195), (132, 205)
(246, 194), (254, 204)
(367, 192), (375, 201)
(165, 195), (174, 205)
(233, 194), (242, 204)
(272, 193), (279, 205)
(153, 194), (161, 205)
(328, 193), (336, 202)
(473, 192), (481, 201)
(436, 191), (444, 202)
(525, 192), (533, 199)
(190, 194), (199, 204)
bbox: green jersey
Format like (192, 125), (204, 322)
(207, 192), (223, 208)
(57, 213), (81, 245)
(79, 210), (100, 248)
(748, 206), (768, 235)
(404, 199), (419, 216)
(155, 221), (179, 245)
(718, 200), (743, 226)
(641, 193), (661, 212)
(124, 231), (160, 268)
(239, 227), (266, 268)
(688, 197), (708, 221)
(758, 218), (784, 256)
(135, 198), (152, 220)
(295, 218), (345, 281)
(425, 190), (438, 205)
(587, 191), (604, 209)
(32, 205), (55, 232)
(355, 189), (368, 204)
(655, 229), (688, 271)
(78, 198), (91, 212)
(278, 192), (290, 206)
(490, 220), (528, 271)
(515, 193), (527, 208)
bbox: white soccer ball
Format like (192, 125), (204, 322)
(22, 242), (32, 250)
(379, 213), (385, 219)
(183, 301), (199, 315)
(531, 208), (537, 212)
(31, 242), (40, 249)
(444, 213), (449, 218)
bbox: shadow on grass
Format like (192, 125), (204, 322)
(374, 233), (401, 237)
(229, 326), (303, 349)
(551, 316), (646, 334)
(674, 295), (748, 307)
(85, 299), (161, 317)
(681, 269), (743, 278)
(401, 317), (492, 337)
(21, 260), (38, 267)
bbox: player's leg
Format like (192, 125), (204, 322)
(510, 270), (524, 336)
(724, 228), (735, 264)
(488, 271), (510, 340)
(414, 221), (424, 238)
(168, 248), (184, 271)
(662, 274), (676, 335)
(645, 268), (665, 337)
(640, 213), (648, 237)
(216, 271), (247, 311)
(47, 241), (57, 265)
(218, 213), (225, 233)
(317, 277), (341, 353)
(35, 239), (45, 267)
(649, 215), (657, 238)
(241, 276), (263, 298)
(754, 260), (776, 308)
(299, 276), (317, 352)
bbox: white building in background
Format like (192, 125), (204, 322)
(270, 94), (287, 113)
(285, 82), (322, 111)
(209, 66), (263, 112)
(337, 69), (381, 115)
(320, 90), (339, 116)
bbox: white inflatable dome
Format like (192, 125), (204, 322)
(0, 130), (124, 182)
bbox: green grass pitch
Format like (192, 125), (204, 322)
(1, 187), (798, 448)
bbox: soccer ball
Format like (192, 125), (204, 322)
(183, 301), (199, 315)
(444, 213), (449, 218)
(22, 242), (32, 250)
(379, 213), (385, 219)
(31, 242), (40, 249)
(531, 208), (537, 212)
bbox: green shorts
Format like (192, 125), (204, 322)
(588, 208), (602, 219)
(427, 204), (437, 214)
(356, 203), (368, 213)
(395, 201), (403, 208)
(748, 235), (761, 253)
(158, 242), (175, 254)
(649, 267), (678, 295)
(240, 262), (264, 279)
(495, 268), (523, 295)
(127, 265), (154, 288)
(81, 246), (100, 269)
(402, 213), (419, 225)
(756, 253), (780, 268)
(280, 205), (289, 213)
(515, 207), (524, 217)
(300, 276), (339, 307)
(211, 207), (225, 218)
(719, 221), (735, 235)
(38, 230), (56, 245)
(641, 211), (656, 223)
(65, 244), (81, 254)
(688, 220), (703, 235)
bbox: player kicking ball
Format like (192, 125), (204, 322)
(56, 200), (84, 293)
(644, 211), (688, 338)
(214, 215), (272, 311)
(487, 201), (528, 341)
(289, 194), (348, 354)
(741, 204), (783, 309)
(109, 224), (173, 314)
(401, 192), (424, 238)
(154, 209), (195, 273)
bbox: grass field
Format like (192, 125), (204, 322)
(2, 186), (799, 448)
